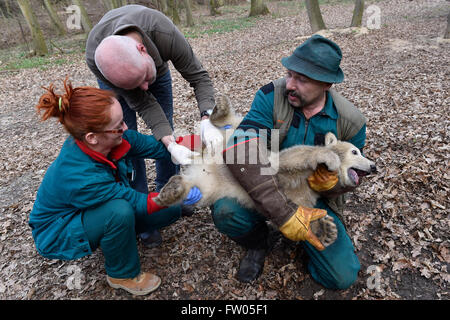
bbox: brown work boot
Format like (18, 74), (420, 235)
(106, 272), (161, 296)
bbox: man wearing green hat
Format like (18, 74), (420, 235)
(212, 35), (367, 289)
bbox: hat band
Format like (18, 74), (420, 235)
(283, 55), (342, 83)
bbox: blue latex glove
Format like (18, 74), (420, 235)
(219, 124), (232, 130)
(182, 187), (202, 205)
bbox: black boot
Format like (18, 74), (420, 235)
(236, 248), (267, 283)
(139, 229), (162, 248)
(231, 223), (271, 283)
(181, 205), (195, 217)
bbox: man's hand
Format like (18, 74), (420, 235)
(200, 118), (223, 151)
(161, 135), (176, 148)
(167, 142), (200, 165)
(307, 164), (339, 192)
(308, 164), (357, 197)
(279, 206), (328, 251)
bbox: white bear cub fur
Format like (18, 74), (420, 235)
(154, 95), (376, 248)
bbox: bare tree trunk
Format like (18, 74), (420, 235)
(209, 0), (220, 16)
(445, 11), (450, 39)
(305, 0), (326, 33)
(16, 17), (30, 51)
(16, 0), (48, 55)
(102, 0), (113, 11)
(350, 0), (364, 27)
(5, 0), (12, 16)
(107, 0), (128, 9)
(43, 0), (67, 36)
(249, 0), (269, 17)
(184, 0), (194, 27)
(168, 0), (180, 25)
(4, 0), (22, 17)
(158, 0), (169, 15)
(73, 0), (92, 34)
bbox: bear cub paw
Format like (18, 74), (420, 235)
(154, 175), (186, 206)
(310, 215), (338, 248)
(210, 95), (231, 124)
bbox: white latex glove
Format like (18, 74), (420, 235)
(200, 118), (223, 151)
(167, 142), (200, 165)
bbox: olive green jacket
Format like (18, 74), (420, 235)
(86, 5), (215, 140)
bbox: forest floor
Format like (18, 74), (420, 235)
(0, 0), (449, 301)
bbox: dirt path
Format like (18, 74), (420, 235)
(0, 0), (448, 300)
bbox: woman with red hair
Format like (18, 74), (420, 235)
(29, 79), (201, 295)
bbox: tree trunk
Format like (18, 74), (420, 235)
(102, 0), (113, 11)
(16, 0), (48, 55)
(209, 0), (220, 16)
(158, 0), (169, 15)
(107, 0), (128, 9)
(168, 0), (180, 25)
(73, 0), (92, 34)
(4, 0), (13, 17)
(249, 0), (269, 17)
(445, 11), (450, 39)
(4, 0), (22, 17)
(305, 0), (326, 33)
(184, 0), (194, 27)
(43, 0), (67, 36)
(16, 17), (30, 51)
(350, 0), (364, 27)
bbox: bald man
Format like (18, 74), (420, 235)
(86, 5), (219, 246)
(94, 35), (158, 91)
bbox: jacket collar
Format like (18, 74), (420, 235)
(320, 91), (339, 120)
(75, 139), (131, 170)
(293, 91), (338, 120)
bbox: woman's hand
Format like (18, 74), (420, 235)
(182, 187), (202, 205)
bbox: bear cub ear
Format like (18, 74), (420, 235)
(324, 132), (338, 146)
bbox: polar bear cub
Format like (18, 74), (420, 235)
(154, 95), (376, 247)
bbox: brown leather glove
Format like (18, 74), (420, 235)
(224, 137), (327, 251)
(224, 137), (296, 227)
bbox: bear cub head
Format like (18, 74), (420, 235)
(324, 132), (377, 188)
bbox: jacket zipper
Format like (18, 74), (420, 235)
(303, 118), (309, 144)
(111, 159), (121, 182)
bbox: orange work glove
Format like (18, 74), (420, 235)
(279, 206), (328, 251)
(307, 164), (339, 192)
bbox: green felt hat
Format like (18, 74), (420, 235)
(281, 35), (344, 83)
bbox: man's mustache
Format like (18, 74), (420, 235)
(284, 89), (299, 98)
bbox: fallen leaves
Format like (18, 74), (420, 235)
(0, 0), (449, 300)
